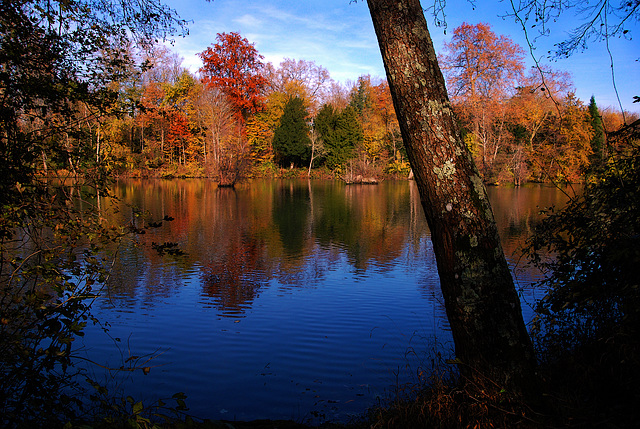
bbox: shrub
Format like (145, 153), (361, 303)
(525, 143), (640, 427)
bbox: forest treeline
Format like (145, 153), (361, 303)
(46, 25), (637, 186)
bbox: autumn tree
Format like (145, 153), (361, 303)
(441, 23), (525, 101)
(193, 85), (238, 169)
(370, 80), (404, 172)
(161, 71), (202, 164)
(191, 82), (250, 185)
(543, 93), (594, 182)
(325, 80), (351, 110)
(265, 58), (332, 110)
(138, 81), (170, 162)
(246, 94), (283, 166)
(440, 22), (526, 181)
(507, 85), (548, 185)
(366, 0), (539, 402)
(500, 67), (572, 184)
(601, 107), (628, 133)
(199, 32), (268, 120)
(347, 76), (398, 179)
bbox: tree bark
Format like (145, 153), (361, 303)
(367, 0), (538, 397)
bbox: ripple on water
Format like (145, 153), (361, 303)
(76, 180), (557, 423)
(82, 261), (449, 422)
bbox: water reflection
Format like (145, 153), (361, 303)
(104, 180), (435, 317)
(86, 179), (570, 422)
(103, 180), (571, 319)
(273, 181), (311, 257)
(487, 184), (577, 259)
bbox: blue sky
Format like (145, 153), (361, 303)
(163, 0), (639, 113)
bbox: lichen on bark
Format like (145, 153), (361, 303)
(433, 159), (456, 180)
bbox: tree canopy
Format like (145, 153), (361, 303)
(273, 96), (311, 168)
(199, 32), (269, 119)
(440, 22), (526, 101)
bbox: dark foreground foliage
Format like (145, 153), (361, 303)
(0, 1), (186, 427)
(524, 141), (640, 428)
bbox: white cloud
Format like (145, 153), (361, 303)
(234, 14), (262, 28)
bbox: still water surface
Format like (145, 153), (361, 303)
(80, 179), (571, 423)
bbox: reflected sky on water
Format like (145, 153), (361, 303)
(79, 179), (572, 423)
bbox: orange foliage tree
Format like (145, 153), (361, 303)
(198, 32), (268, 184)
(440, 22), (526, 182)
(138, 81), (170, 162)
(441, 22), (525, 101)
(508, 68), (573, 183)
(162, 71), (202, 165)
(544, 93), (594, 182)
(166, 112), (191, 164)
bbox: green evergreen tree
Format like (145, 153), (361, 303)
(588, 95), (606, 164)
(324, 105), (363, 170)
(272, 96), (311, 168)
(315, 103), (337, 139)
(309, 103), (338, 169)
(349, 76), (372, 116)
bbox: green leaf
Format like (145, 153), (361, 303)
(132, 401), (144, 415)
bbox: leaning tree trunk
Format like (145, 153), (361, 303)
(367, 0), (538, 397)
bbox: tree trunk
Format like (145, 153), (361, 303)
(96, 127), (101, 164)
(367, 0), (538, 397)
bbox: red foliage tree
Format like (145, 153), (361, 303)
(167, 112), (191, 164)
(198, 32), (268, 120)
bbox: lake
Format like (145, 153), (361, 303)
(79, 179), (572, 423)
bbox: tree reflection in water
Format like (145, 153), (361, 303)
(87, 179), (569, 422)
